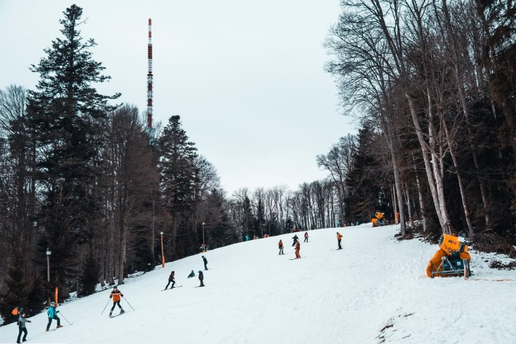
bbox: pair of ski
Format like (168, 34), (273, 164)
(161, 285), (183, 291)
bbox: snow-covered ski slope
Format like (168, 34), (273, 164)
(1, 224), (516, 344)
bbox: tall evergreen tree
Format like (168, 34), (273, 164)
(27, 4), (119, 298)
(255, 199), (265, 237)
(78, 250), (100, 297)
(241, 196), (255, 240)
(0, 252), (44, 322)
(159, 115), (199, 259)
(204, 189), (236, 248)
(345, 123), (387, 224)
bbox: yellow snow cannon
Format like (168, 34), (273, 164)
(427, 234), (471, 279)
(371, 211), (386, 227)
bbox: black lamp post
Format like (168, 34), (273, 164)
(46, 248), (51, 305)
(202, 223), (206, 252)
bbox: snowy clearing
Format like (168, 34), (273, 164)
(1, 223), (515, 344)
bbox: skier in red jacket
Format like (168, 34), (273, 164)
(278, 240), (284, 255)
(164, 270), (175, 290)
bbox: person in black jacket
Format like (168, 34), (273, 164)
(198, 270), (205, 287)
(164, 270), (175, 290)
(292, 234), (299, 247)
(17, 312), (31, 343)
(202, 256), (208, 270)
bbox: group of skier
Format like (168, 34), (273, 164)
(11, 231), (344, 343)
(11, 299), (64, 343)
(163, 255), (208, 291)
(278, 231), (344, 258)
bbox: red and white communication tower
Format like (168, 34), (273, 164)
(147, 18), (155, 139)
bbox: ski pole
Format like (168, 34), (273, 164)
(123, 297), (135, 311)
(58, 311), (72, 325)
(101, 299), (110, 315)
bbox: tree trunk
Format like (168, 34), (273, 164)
(412, 154), (428, 232)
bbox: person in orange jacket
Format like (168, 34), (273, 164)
(336, 232), (343, 250)
(295, 240), (301, 259)
(109, 286), (125, 317)
(278, 240), (284, 255)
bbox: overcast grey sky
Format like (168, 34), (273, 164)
(0, 0), (355, 195)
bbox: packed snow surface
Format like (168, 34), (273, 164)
(1, 224), (515, 344)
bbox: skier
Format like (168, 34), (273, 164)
(109, 286), (125, 317)
(46, 301), (62, 331)
(292, 234), (299, 247)
(198, 270), (205, 287)
(188, 270), (195, 278)
(304, 232), (309, 243)
(202, 255), (209, 270)
(337, 232), (343, 250)
(16, 312), (31, 343)
(278, 239), (284, 255)
(245, 234), (249, 241)
(295, 239), (301, 259)
(164, 270), (175, 290)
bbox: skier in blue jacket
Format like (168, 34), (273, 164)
(46, 301), (62, 331)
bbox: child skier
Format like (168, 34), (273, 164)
(198, 270), (205, 287)
(278, 240), (284, 255)
(202, 255), (209, 270)
(46, 301), (62, 331)
(188, 270), (195, 278)
(304, 232), (309, 243)
(109, 286), (125, 317)
(337, 232), (343, 250)
(164, 270), (175, 290)
(295, 240), (301, 259)
(16, 312), (31, 343)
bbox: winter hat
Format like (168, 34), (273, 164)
(50, 301), (55, 306)
(198, 270), (202, 273)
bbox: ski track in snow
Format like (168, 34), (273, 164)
(1, 224), (516, 344)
